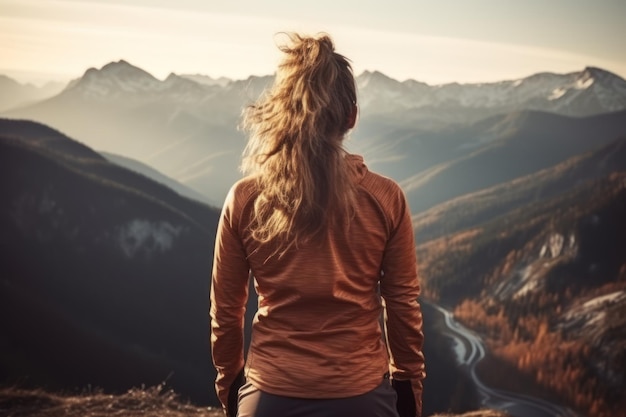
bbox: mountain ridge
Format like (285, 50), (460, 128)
(17, 60), (626, 116)
(0, 75), (64, 112)
(413, 134), (626, 243)
(5, 60), (626, 204)
(385, 109), (626, 214)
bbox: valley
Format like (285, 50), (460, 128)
(431, 303), (582, 417)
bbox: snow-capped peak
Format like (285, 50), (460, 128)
(356, 66), (626, 117)
(69, 60), (162, 98)
(53, 61), (626, 118)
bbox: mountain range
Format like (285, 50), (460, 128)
(4, 60), (626, 206)
(356, 66), (626, 123)
(2, 60), (626, 416)
(0, 76), (64, 113)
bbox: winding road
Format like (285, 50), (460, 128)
(430, 303), (585, 417)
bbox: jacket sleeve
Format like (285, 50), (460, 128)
(380, 186), (426, 417)
(210, 185), (250, 413)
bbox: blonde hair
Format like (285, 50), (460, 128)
(241, 32), (357, 254)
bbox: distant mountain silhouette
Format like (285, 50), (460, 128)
(0, 76), (65, 112)
(4, 61), (626, 204)
(2, 61), (271, 201)
(0, 118), (220, 404)
(355, 66), (626, 126)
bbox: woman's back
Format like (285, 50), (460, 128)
(214, 154), (420, 398)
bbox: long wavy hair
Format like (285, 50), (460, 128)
(241, 32), (358, 254)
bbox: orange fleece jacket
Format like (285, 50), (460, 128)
(210, 154), (425, 415)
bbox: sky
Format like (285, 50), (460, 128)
(1, 0), (625, 86)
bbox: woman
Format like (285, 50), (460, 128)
(210, 33), (425, 417)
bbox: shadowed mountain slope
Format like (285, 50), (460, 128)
(399, 110), (626, 214)
(414, 134), (626, 243)
(0, 118), (220, 404)
(418, 168), (626, 416)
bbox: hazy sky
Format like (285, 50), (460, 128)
(2, 0), (625, 86)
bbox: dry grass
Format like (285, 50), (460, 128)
(0, 385), (509, 417)
(432, 411), (510, 417)
(0, 385), (223, 417)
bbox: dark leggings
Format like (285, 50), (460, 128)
(237, 378), (399, 417)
